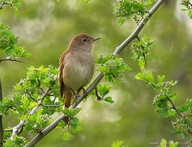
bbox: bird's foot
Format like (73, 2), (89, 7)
(72, 91), (80, 99)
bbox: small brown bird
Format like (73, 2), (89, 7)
(59, 33), (100, 108)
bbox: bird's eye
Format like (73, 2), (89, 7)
(82, 38), (87, 42)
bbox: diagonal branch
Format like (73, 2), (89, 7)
(114, 0), (165, 55)
(25, 0), (166, 146)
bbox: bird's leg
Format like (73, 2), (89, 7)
(71, 90), (78, 98)
(77, 87), (88, 97)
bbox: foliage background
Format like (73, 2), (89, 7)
(0, 0), (192, 146)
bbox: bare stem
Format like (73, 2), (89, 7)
(0, 1), (10, 10)
(25, 90), (38, 103)
(0, 58), (23, 63)
(95, 87), (102, 100)
(25, 0), (165, 146)
(189, 2), (192, 7)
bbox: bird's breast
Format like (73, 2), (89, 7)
(63, 52), (94, 91)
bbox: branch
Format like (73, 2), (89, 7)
(0, 1), (10, 10)
(114, 0), (165, 55)
(189, 2), (192, 8)
(95, 87), (102, 100)
(25, 90), (38, 103)
(0, 58), (23, 63)
(10, 81), (55, 139)
(167, 97), (192, 136)
(25, 0), (165, 146)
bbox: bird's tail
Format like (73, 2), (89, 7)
(64, 87), (72, 108)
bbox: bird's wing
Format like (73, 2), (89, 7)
(59, 50), (69, 98)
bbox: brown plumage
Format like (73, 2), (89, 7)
(59, 33), (100, 108)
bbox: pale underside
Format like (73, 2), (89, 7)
(62, 51), (95, 91)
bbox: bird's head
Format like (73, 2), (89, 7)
(68, 33), (100, 53)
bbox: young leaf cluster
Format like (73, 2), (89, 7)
(95, 83), (114, 104)
(96, 54), (130, 82)
(58, 108), (81, 141)
(0, 66), (81, 145)
(136, 71), (178, 117)
(0, 24), (30, 61)
(132, 36), (192, 141)
(4, 136), (27, 147)
(181, 0), (192, 18)
(131, 36), (153, 69)
(160, 138), (178, 147)
(112, 140), (125, 147)
(172, 98), (192, 139)
(114, 0), (153, 25)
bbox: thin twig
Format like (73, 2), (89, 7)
(4, 129), (13, 132)
(136, 36), (147, 66)
(25, 90), (38, 103)
(167, 97), (192, 135)
(189, 2), (192, 7)
(95, 87), (102, 100)
(0, 1), (10, 10)
(167, 97), (183, 118)
(37, 78), (44, 93)
(0, 58), (23, 63)
(25, 1), (165, 146)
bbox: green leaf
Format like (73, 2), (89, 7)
(0, 24), (30, 60)
(114, 0), (153, 24)
(112, 140), (125, 147)
(62, 131), (72, 141)
(104, 96), (115, 104)
(97, 84), (111, 97)
(135, 70), (154, 84)
(70, 118), (81, 133)
(96, 54), (130, 82)
(169, 140), (179, 147)
(181, 1), (192, 19)
(62, 108), (81, 118)
(157, 75), (165, 83)
(160, 139), (167, 147)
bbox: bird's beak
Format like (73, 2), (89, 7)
(93, 37), (100, 41)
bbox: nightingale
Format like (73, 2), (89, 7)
(59, 33), (100, 108)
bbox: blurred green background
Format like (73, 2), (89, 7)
(1, 0), (192, 146)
